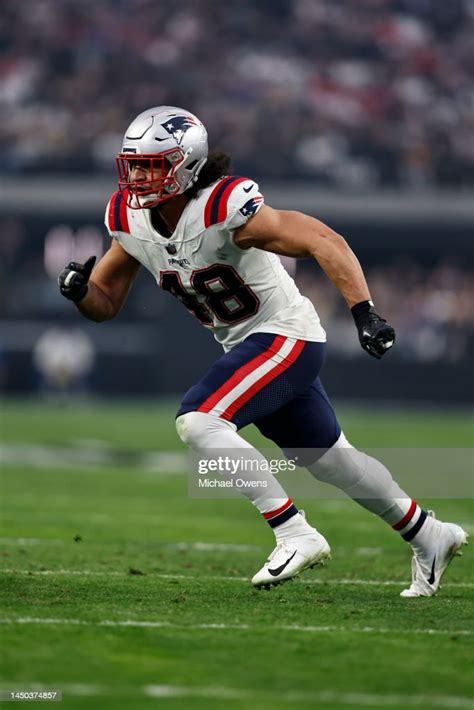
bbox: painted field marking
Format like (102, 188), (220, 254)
(0, 683), (471, 708)
(1, 568), (472, 588)
(0, 616), (472, 637)
(0, 537), (427, 565)
(146, 685), (474, 708)
(0, 538), (64, 546)
(167, 541), (261, 551)
(0, 539), (260, 552)
(0, 443), (187, 473)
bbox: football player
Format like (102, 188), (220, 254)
(59, 106), (467, 596)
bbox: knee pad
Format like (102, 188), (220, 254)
(175, 410), (236, 449)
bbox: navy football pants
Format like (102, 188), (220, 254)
(177, 333), (341, 458)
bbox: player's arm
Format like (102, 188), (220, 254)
(58, 239), (141, 322)
(234, 205), (395, 358)
(235, 205), (370, 306)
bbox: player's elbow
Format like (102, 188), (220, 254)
(89, 310), (117, 323)
(287, 212), (348, 251)
(75, 306), (116, 323)
(309, 221), (349, 257)
(94, 300), (122, 321)
(75, 285), (121, 322)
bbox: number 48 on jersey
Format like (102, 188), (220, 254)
(160, 264), (260, 326)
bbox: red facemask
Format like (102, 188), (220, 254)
(116, 148), (184, 209)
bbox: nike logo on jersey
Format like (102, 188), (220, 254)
(268, 550), (297, 577)
(243, 184), (254, 193)
(427, 556), (437, 585)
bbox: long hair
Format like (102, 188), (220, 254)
(187, 150), (232, 199)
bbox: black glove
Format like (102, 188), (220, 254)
(58, 256), (96, 302)
(351, 300), (395, 359)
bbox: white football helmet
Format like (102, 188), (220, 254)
(116, 106), (208, 209)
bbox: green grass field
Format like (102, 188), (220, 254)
(0, 400), (473, 709)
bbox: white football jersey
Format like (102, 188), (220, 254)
(104, 176), (326, 351)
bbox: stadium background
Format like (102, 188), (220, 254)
(0, 0), (473, 402)
(1, 1), (473, 709)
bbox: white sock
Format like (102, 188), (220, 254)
(176, 411), (308, 535)
(391, 500), (428, 545)
(274, 511), (315, 543)
(308, 432), (428, 538)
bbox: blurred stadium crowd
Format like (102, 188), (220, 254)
(0, 216), (472, 369)
(297, 259), (473, 363)
(2, 0), (473, 188)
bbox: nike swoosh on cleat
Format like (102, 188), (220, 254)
(243, 184), (254, 193)
(428, 555), (437, 585)
(268, 550), (297, 577)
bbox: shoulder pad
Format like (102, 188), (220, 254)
(204, 176), (257, 228)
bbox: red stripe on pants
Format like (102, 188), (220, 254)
(220, 339), (306, 421)
(197, 335), (287, 414)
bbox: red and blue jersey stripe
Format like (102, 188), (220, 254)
(204, 176), (249, 228)
(107, 190), (130, 234)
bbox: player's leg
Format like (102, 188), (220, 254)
(256, 379), (468, 596)
(257, 378), (419, 526)
(175, 334), (331, 585)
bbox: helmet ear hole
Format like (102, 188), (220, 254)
(187, 160), (198, 170)
(168, 150), (182, 164)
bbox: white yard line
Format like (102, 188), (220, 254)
(0, 539), (385, 556)
(0, 683), (471, 708)
(0, 616), (472, 637)
(1, 568), (472, 588)
(0, 538), (64, 546)
(146, 686), (474, 707)
(0, 443), (187, 473)
(0, 539), (260, 552)
(166, 541), (262, 551)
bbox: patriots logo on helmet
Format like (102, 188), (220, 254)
(239, 196), (264, 217)
(161, 115), (199, 145)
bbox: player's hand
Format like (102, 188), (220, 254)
(58, 256), (96, 302)
(351, 300), (395, 359)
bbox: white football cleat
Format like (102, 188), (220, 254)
(252, 532), (331, 589)
(400, 511), (469, 598)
